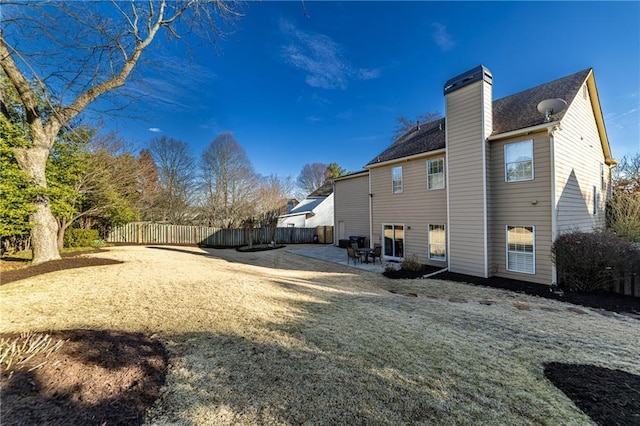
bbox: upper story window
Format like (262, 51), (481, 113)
(505, 140), (533, 182)
(427, 158), (445, 190)
(600, 164), (606, 190)
(392, 166), (403, 193)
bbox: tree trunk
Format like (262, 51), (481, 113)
(57, 218), (68, 251)
(13, 144), (61, 264)
(32, 201), (61, 263)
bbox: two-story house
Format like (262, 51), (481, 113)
(334, 65), (615, 285)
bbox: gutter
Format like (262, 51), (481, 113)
(421, 267), (448, 279)
(366, 148), (446, 170)
(487, 122), (559, 141)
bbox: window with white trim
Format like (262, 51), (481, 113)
(506, 226), (535, 274)
(392, 166), (403, 193)
(428, 224), (446, 261)
(600, 164), (606, 190)
(427, 158), (445, 190)
(383, 224), (404, 259)
(505, 140), (533, 182)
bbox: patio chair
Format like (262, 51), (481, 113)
(370, 245), (382, 264)
(346, 245), (362, 265)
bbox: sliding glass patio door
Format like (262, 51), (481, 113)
(383, 224), (404, 260)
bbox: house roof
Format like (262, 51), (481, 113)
(492, 68), (591, 134)
(366, 118), (446, 166)
(308, 180), (334, 197)
(280, 197), (324, 218)
(366, 68), (594, 167)
(334, 169), (369, 182)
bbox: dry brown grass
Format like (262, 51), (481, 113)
(1, 245), (638, 425)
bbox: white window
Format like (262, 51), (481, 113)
(593, 185), (598, 215)
(506, 226), (535, 274)
(428, 224), (446, 261)
(505, 140), (533, 182)
(600, 164), (606, 190)
(392, 166), (403, 193)
(427, 158), (445, 190)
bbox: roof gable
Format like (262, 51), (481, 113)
(286, 197), (325, 216)
(492, 68), (591, 134)
(367, 68), (597, 166)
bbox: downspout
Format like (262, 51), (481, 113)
(332, 180), (337, 245)
(422, 267), (448, 279)
(548, 124), (560, 284)
(368, 173), (373, 248)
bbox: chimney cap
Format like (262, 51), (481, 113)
(444, 65), (492, 95)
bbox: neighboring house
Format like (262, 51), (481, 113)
(278, 181), (334, 228)
(335, 65), (614, 285)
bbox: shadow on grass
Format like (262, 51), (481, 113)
(544, 362), (640, 425)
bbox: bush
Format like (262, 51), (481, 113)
(607, 192), (640, 242)
(400, 255), (423, 272)
(551, 231), (640, 292)
(63, 228), (100, 248)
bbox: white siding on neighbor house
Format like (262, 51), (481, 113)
(446, 80), (491, 277)
(278, 214), (306, 228)
(489, 131), (553, 285)
(554, 79), (609, 234)
(369, 154), (447, 265)
(277, 195), (334, 228)
(334, 175), (370, 243)
(304, 194), (334, 228)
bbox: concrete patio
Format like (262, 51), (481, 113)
(285, 244), (387, 273)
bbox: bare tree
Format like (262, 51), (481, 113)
(392, 111), (442, 140)
(137, 149), (163, 221)
(297, 163), (328, 196)
(612, 153), (640, 194)
(255, 174), (295, 242)
(149, 136), (195, 224)
(199, 132), (256, 228)
(0, 1), (240, 263)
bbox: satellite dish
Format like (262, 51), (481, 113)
(537, 98), (567, 122)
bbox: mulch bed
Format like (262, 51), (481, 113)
(0, 329), (168, 426)
(1, 250), (122, 286)
(236, 244), (286, 252)
(544, 362), (640, 425)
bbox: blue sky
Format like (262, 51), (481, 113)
(103, 1), (640, 179)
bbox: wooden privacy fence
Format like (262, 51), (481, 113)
(106, 223), (328, 246)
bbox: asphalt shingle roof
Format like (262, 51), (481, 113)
(366, 68), (591, 167)
(492, 68), (590, 134)
(367, 118), (446, 166)
(308, 180), (334, 197)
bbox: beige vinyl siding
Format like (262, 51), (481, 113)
(446, 81), (489, 277)
(554, 80), (609, 234)
(333, 174), (370, 243)
(489, 131), (553, 284)
(369, 155), (447, 265)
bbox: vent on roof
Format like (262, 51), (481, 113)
(537, 98), (567, 123)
